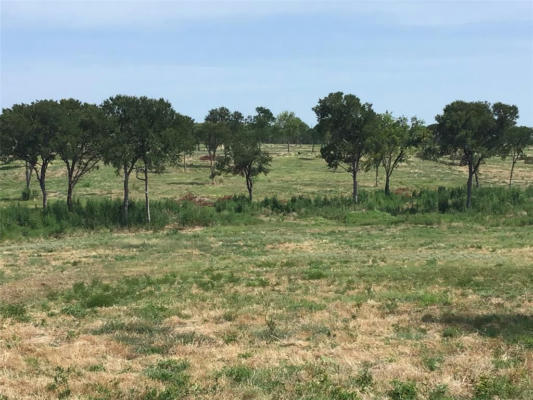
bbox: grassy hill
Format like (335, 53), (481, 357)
(0, 146), (532, 399)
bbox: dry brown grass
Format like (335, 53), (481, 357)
(1, 220), (532, 399)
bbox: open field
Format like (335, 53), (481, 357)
(1, 145), (532, 207)
(1, 146), (532, 399)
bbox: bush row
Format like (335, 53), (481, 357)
(1, 186), (531, 240)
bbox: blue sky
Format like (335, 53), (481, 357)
(1, 0), (532, 125)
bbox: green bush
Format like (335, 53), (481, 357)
(388, 380), (418, 400)
(474, 375), (518, 400)
(144, 359), (190, 383)
(222, 365), (254, 383)
(1, 186), (531, 240)
(0, 303), (29, 322)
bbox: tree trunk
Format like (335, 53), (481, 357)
(375, 164), (379, 187)
(246, 173), (253, 202)
(385, 173), (391, 195)
(474, 170), (479, 188)
(37, 163), (48, 209)
(66, 165), (74, 211)
(509, 157), (517, 187)
(183, 153), (187, 172)
(123, 166), (130, 224)
(25, 161), (32, 189)
(209, 152), (215, 183)
(144, 167), (150, 224)
(41, 185), (47, 209)
(312, 141), (315, 153)
(466, 163), (473, 209)
(67, 181), (74, 211)
(287, 141), (290, 153)
(351, 160), (359, 203)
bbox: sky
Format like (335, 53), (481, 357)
(1, 0), (533, 126)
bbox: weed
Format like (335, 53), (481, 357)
(304, 269), (327, 280)
(388, 380), (418, 400)
(474, 375), (518, 400)
(0, 303), (29, 322)
(87, 364), (106, 372)
(222, 364), (254, 383)
(442, 327), (462, 339)
(429, 384), (453, 400)
(144, 359), (190, 383)
(353, 365), (373, 391)
(46, 367), (71, 399)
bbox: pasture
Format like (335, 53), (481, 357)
(1, 145), (532, 400)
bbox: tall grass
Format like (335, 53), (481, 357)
(1, 186), (531, 240)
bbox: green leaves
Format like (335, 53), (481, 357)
(435, 100), (519, 207)
(215, 122), (272, 200)
(274, 111), (308, 147)
(314, 92), (377, 200)
(101, 95), (184, 173)
(314, 92), (377, 169)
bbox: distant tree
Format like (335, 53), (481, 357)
(493, 102), (519, 134)
(274, 111), (308, 152)
(1, 101), (61, 208)
(250, 106), (275, 144)
(0, 114), (13, 164)
(313, 92), (377, 202)
(501, 126), (532, 186)
(102, 95), (142, 222)
(370, 113), (425, 195)
(0, 105), (26, 184)
(228, 111), (245, 139)
(416, 123), (440, 161)
(198, 107), (233, 182)
(309, 125), (325, 153)
(435, 101), (518, 208)
(102, 95), (183, 223)
(362, 151), (382, 188)
(54, 99), (107, 210)
(177, 118), (197, 172)
(216, 119), (272, 201)
(135, 104), (192, 223)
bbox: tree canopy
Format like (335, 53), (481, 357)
(102, 95), (188, 223)
(435, 100), (518, 208)
(500, 125), (533, 186)
(274, 111), (309, 152)
(368, 113), (426, 194)
(216, 118), (271, 201)
(54, 99), (108, 210)
(314, 92), (377, 202)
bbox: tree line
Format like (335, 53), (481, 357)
(1, 93), (532, 222)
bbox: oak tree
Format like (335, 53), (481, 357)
(55, 99), (107, 210)
(216, 116), (271, 201)
(501, 126), (532, 186)
(435, 101), (518, 208)
(314, 92), (377, 202)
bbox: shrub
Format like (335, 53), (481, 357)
(0, 303), (29, 322)
(222, 365), (254, 383)
(428, 385), (453, 400)
(474, 375), (517, 400)
(144, 359), (190, 383)
(353, 366), (373, 391)
(1, 186), (531, 240)
(388, 380), (418, 400)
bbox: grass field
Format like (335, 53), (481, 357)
(1, 145), (532, 206)
(1, 146), (532, 399)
